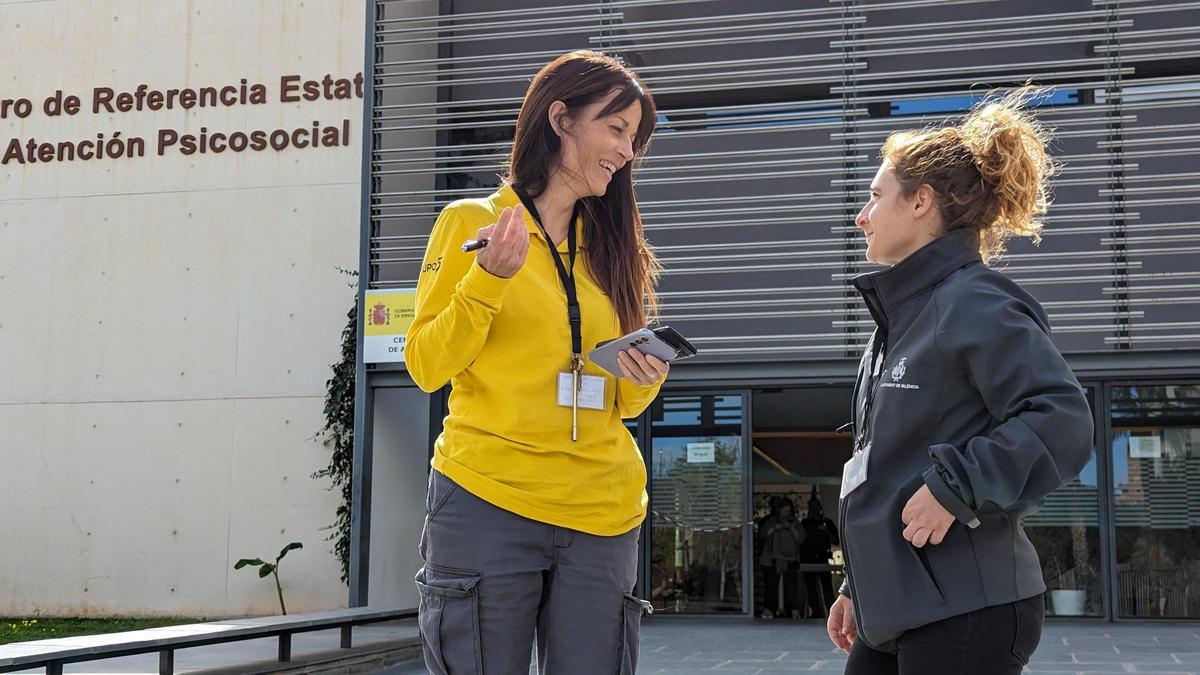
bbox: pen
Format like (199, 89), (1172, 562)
(461, 238), (489, 253)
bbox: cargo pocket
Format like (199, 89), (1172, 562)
(617, 593), (653, 674)
(415, 565), (483, 675)
(1011, 595), (1044, 666)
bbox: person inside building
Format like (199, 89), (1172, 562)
(800, 490), (839, 619)
(827, 88), (1094, 674)
(760, 497), (806, 619)
(757, 495), (783, 619)
(406, 50), (668, 674)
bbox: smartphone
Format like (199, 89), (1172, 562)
(588, 325), (698, 378)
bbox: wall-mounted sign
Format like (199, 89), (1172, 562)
(363, 289), (416, 364)
(1, 73), (363, 165)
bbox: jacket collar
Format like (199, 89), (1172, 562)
(852, 229), (981, 329)
(491, 184), (586, 251)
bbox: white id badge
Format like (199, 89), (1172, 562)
(840, 443), (870, 499)
(557, 372), (606, 410)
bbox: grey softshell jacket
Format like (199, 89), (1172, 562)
(838, 229), (1094, 649)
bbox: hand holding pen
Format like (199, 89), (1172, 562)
(461, 204), (527, 278)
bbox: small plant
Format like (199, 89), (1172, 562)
(235, 542), (303, 615)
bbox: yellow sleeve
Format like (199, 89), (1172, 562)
(405, 205), (513, 393)
(616, 377), (662, 419)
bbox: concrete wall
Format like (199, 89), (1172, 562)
(0, 0), (366, 617)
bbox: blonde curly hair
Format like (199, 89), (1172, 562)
(880, 87), (1058, 263)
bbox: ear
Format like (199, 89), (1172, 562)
(547, 100), (570, 138)
(912, 183), (937, 220)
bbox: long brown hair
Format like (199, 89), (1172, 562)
(505, 50), (660, 333)
(881, 87), (1057, 263)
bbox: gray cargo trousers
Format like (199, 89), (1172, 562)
(415, 470), (653, 674)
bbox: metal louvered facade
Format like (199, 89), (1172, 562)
(362, 0), (1200, 364)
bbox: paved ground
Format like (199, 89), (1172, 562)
(386, 617), (1200, 675)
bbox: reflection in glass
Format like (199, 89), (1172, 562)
(1025, 387), (1103, 616)
(1111, 384), (1200, 618)
(1025, 456), (1103, 616)
(649, 395), (745, 613)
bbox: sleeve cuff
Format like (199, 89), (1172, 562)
(617, 378), (662, 419)
(838, 579), (851, 598)
(923, 465), (981, 529)
(460, 260), (512, 303)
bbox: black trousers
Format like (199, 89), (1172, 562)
(844, 595), (1044, 675)
(762, 563), (802, 615)
(803, 570), (835, 619)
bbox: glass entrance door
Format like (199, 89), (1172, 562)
(647, 393), (750, 614)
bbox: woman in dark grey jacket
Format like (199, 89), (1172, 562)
(826, 90), (1094, 674)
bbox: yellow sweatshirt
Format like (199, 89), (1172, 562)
(406, 185), (660, 536)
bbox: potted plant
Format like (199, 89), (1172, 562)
(1044, 533), (1088, 616)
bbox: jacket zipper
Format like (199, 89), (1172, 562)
(840, 333), (885, 648)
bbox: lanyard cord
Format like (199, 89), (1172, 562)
(513, 189), (584, 366)
(856, 332), (887, 453)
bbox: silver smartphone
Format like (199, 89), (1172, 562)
(588, 326), (697, 378)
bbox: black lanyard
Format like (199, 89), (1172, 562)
(514, 189), (584, 369)
(855, 331), (887, 453)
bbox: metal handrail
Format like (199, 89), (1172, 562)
(0, 607), (419, 675)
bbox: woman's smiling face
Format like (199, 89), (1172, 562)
(553, 88), (641, 198)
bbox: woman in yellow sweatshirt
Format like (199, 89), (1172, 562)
(406, 51), (668, 674)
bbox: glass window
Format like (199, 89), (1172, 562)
(649, 394), (746, 614)
(1111, 383), (1200, 618)
(1024, 385), (1103, 617)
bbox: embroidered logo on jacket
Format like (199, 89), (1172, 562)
(421, 256), (443, 274)
(881, 356), (920, 390)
